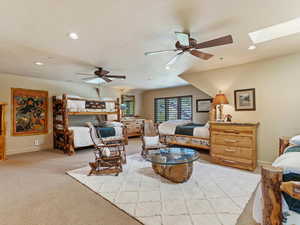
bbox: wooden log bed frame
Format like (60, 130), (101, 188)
(159, 103), (216, 151)
(52, 94), (128, 155)
(261, 137), (300, 225)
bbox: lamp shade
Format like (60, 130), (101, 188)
(213, 93), (229, 105)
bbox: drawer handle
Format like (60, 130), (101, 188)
(223, 130), (240, 134)
(224, 139), (238, 143)
(224, 148), (236, 152)
(222, 159), (236, 164)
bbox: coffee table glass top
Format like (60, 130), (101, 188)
(145, 147), (200, 165)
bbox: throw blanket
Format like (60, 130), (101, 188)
(175, 123), (205, 136)
(253, 146), (300, 224)
(159, 120), (209, 138)
(96, 126), (122, 138)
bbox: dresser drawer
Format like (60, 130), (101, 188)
(211, 134), (253, 148)
(211, 125), (254, 136)
(211, 154), (254, 171)
(211, 144), (253, 159)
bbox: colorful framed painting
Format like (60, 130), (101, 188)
(234, 88), (256, 111)
(11, 88), (48, 136)
(196, 98), (212, 113)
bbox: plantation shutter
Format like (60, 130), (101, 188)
(166, 97), (178, 120)
(179, 96), (192, 120)
(154, 96), (192, 123)
(154, 98), (166, 123)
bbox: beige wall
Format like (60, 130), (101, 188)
(142, 85), (211, 124)
(180, 52), (300, 163)
(0, 73), (120, 155)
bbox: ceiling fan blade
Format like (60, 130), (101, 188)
(77, 72), (94, 76)
(190, 50), (214, 60)
(144, 49), (177, 56)
(101, 76), (112, 83)
(175, 32), (190, 46)
(105, 75), (126, 79)
(195, 35), (233, 49)
(166, 51), (184, 69)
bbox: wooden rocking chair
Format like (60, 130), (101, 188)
(141, 120), (166, 157)
(87, 124), (124, 176)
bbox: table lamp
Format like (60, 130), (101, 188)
(213, 91), (229, 121)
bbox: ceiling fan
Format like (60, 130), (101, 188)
(77, 67), (126, 83)
(144, 32), (233, 69)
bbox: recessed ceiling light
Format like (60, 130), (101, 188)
(68, 32), (79, 40)
(166, 66), (171, 70)
(248, 45), (256, 50)
(35, 62), (44, 66)
(249, 17), (300, 44)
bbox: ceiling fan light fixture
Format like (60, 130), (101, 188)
(85, 78), (106, 84)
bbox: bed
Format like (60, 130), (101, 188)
(158, 120), (210, 150)
(253, 141), (300, 225)
(52, 94), (127, 154)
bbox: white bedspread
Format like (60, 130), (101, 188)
(193, 125), (210, 138)
(158, 120), (209, 138)
(69, 126), (93, 148)
(253, 152), (300, 224)
(158, 120), (192, 135)
(69, 126), (123, 148)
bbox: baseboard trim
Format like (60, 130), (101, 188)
(6, 144), (50, 156)
(257, 160), (272, 166)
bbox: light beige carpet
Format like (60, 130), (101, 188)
(67, 154), (261, 225)
(0, 138), (259, 225)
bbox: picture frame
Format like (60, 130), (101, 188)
(11, 88), (48, 136)
(234, 88), (256, 111)
(196, 98), (212, 113)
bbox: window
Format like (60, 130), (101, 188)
(154, 95), (192, 123)
(121, 95), (135, 117)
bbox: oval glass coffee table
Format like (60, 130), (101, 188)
(144, 147), (200, 183)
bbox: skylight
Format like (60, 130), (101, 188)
(85, 78), (106, 84)
(249, 17), (300, 44)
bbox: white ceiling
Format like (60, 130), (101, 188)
(1, 0), (300, 90)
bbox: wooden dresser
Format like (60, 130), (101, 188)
(210, 122), (259, 171)
(122, 118), (144, 137)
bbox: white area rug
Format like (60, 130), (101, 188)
(67, 154), (260, 225)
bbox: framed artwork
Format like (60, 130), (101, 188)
(196, 98), (212, 113)
(234, 88), (256, 111)
(11, 88), (48, 136)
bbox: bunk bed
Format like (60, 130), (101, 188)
(52, 94), (127, 155)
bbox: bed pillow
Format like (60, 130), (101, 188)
(290, 135), (300, 145)
(272, 152), (300, 171)
(144, 136), (159, 147)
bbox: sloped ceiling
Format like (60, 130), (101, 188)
(0, 0), (300, 90)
